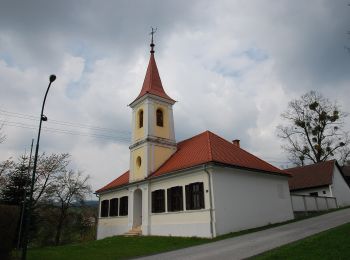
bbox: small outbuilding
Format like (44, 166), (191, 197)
(286, 160), (350, 207)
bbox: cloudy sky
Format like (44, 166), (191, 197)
(1, 0), (350, 192)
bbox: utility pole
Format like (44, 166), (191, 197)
(21, 75), (56, 260)
(17, 139), (34, 249)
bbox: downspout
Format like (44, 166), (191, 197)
(329, 185), (333, 197)
(204, 164), (216, 238)
(148, 180), (151, 235)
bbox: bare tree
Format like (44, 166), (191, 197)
(0, 153), (72, 207)
(277, 91), (350, 166)
(45, 170), (92, 245)
(0, 159), (15, 193)
(32, 153), (70, 208)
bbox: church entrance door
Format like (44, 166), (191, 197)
(133, 189), (142, 227)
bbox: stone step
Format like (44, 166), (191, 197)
(123, 226), (142, 237)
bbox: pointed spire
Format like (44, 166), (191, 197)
(130, 30), (175, 105)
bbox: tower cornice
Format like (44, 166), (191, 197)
(129, 136), (177, 150)
(129, 92), (176, 108)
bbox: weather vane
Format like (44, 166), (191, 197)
(150, 27), (157, 53)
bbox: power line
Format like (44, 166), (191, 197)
(0, 108), (131, 135)
(2, 121), (131, 143)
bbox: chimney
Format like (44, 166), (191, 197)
(232, 139), (240, 148)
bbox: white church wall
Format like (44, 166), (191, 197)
(332, 165), (350, 206)
(97, 188), (129, 239)
(97, 217), (129, 239)
(212, 167), (294, 236)
(149, 170), (212, 238)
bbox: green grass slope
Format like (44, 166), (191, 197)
(252, 222), (350, 260)
(28, 235), (209, 260)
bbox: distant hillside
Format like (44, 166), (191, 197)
(83, 200), (99, 207)
(70, 200), (99, 207)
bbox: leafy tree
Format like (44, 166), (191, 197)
(0, 155), (30, 204)
(277, 91), (350, 166)
(44, 170), (92, 245)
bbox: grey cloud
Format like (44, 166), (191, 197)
(0, 0), (196, 70)
(1, 0), (350, 190)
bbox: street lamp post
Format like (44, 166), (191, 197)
(21, 75), (56, 260)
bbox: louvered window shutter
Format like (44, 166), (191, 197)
(179, 186), (184, 210)
(185, 185), (191, 210)
(160, 190), (165, 212)
(199, 182), (205, 209)
(151, 191), (155, 213)
(167, 188), (172, 211)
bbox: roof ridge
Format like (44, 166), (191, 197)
(177, 131), (208, 145)
(208, 131), (282, 172)
(206, 131), (213, 161)
(285, 160), (335, 171)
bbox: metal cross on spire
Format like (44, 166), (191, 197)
(150, 27), (157, 53)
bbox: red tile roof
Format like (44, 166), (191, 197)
(96, 131), (287, 193)
(286, 160), (335, 190)
(150, 131), (285, 177)
(96, 171), (129, 193)
(130, 53), (174, 105)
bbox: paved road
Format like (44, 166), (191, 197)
(137, 208), (350, 260)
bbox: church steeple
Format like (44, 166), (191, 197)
(130, 31), (174, 105)
(132, 53), (175, 103)
(128, 32), (177, 182)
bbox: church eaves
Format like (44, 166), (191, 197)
(96, 131), (289, 193)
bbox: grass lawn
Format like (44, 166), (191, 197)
(252, 222), (350, 260)
(27, 221), (299, 260)
(28, 235), (210, 260)
(26, 208), (349, 260)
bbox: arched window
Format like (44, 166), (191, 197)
(136, 156), (142, 168)
(101, 200), (109, 217)
(156, 109), (163, 127)
(138, 110), (143, 128)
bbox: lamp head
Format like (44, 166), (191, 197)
(49, 75), (56, 83)
(41, 115), (48, 121)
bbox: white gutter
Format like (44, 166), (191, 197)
(204, 164), (216, 238)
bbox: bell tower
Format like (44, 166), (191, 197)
(129, 31), (176, 182)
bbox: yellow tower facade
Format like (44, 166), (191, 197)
(129, 44), (176, 182)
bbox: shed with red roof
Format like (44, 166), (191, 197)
(285, 160), (350, 206)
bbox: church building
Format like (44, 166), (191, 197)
(96, 37), (294, 239)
